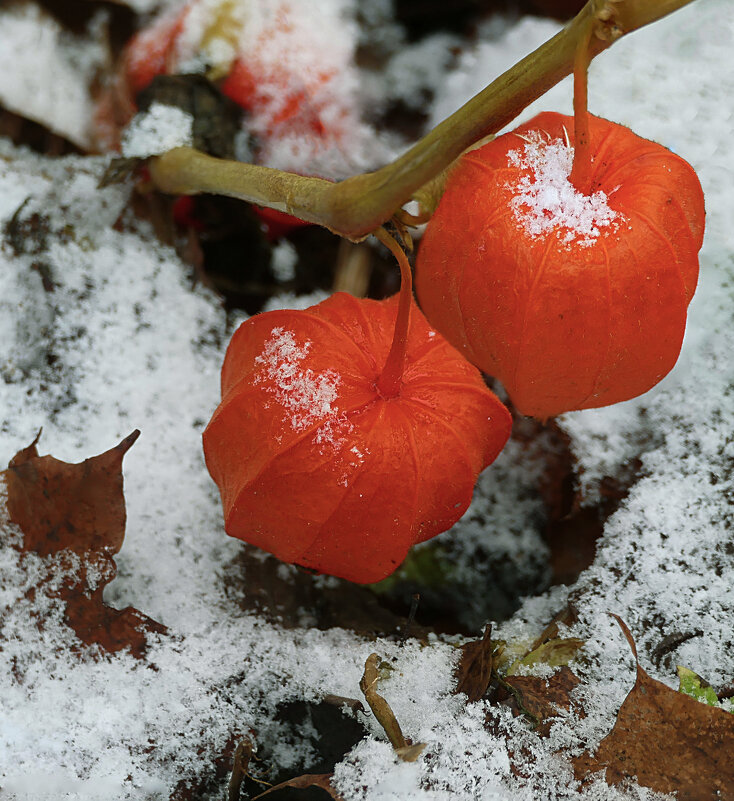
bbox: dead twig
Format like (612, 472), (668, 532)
(227, 737), (253, 801)
(359, 653), (426, 762)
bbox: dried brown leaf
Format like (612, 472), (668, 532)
(455, 624), (495, 702)
(252, 772), (343, 800)
(507, 637), (585, 676)
(360, 653), (426, 762)
(573, 616), (734, 800)
(503, 666), (582, 737)
(360, 653), (408, 751)
(1, 432), (166, 657)
(7, 428), (42, 467)
(529, 603), (579, 652)
(4, 430), (140, 556)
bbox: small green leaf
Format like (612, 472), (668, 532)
(369, 542), (451, 593)
(677, 665), (720, 707)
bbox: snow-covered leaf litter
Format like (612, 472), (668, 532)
(0, 1), (733, 799)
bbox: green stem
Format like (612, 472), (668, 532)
(148, 0), (696, 241)
(569, 25), (593, 193)
(374, 229), (412, 399)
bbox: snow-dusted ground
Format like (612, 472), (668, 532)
(1, 0), (733, 798)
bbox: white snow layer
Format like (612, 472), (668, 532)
(507, 132), (623, 247)
(1, 0), (733, 799)
(0, 4), (108, 150)
(121, 103), (195, 157)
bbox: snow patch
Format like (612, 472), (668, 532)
(254, 327), (341, 433)
(507, 132), (622, 247)
(121, 103), (194, 158)
(271, 239), (298, 283)
(0, 4), (107, 149)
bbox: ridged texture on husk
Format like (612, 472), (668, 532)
(416, 112), (705, 419)
(204, 292), (511, 583)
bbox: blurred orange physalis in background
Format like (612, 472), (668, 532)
(95, 0), (361, 237)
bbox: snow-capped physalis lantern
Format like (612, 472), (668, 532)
(203, 235), (511, 584)
(416, 110), (705, 419)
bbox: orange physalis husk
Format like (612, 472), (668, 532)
(416, 111), (705, 420)
(203, 292), (511, 584)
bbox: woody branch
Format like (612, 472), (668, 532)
(148, 0), (696, 242)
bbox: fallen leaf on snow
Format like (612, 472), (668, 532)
(5, 429), (138, 555)
(573, 615), (734, 800)
(455, 624), (498, 702)
(507, 637), (585, 676)
(1, 431), (167, 656)
(360, 652), (426, 761)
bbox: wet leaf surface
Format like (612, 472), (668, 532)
(573, 616), (734, 799)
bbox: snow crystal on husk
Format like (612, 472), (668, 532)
(255, 327), (342, 432)
(507, 133), (622, 247)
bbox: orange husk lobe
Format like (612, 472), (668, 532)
(203, 292), (511, 584)
(416, 111), (705, 419)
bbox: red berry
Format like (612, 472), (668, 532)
(253, 206), (312, 241)
(416, 112), (705, 419)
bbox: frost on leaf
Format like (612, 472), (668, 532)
(501, 666), (583, 738)
(1, 431), (166, 657)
